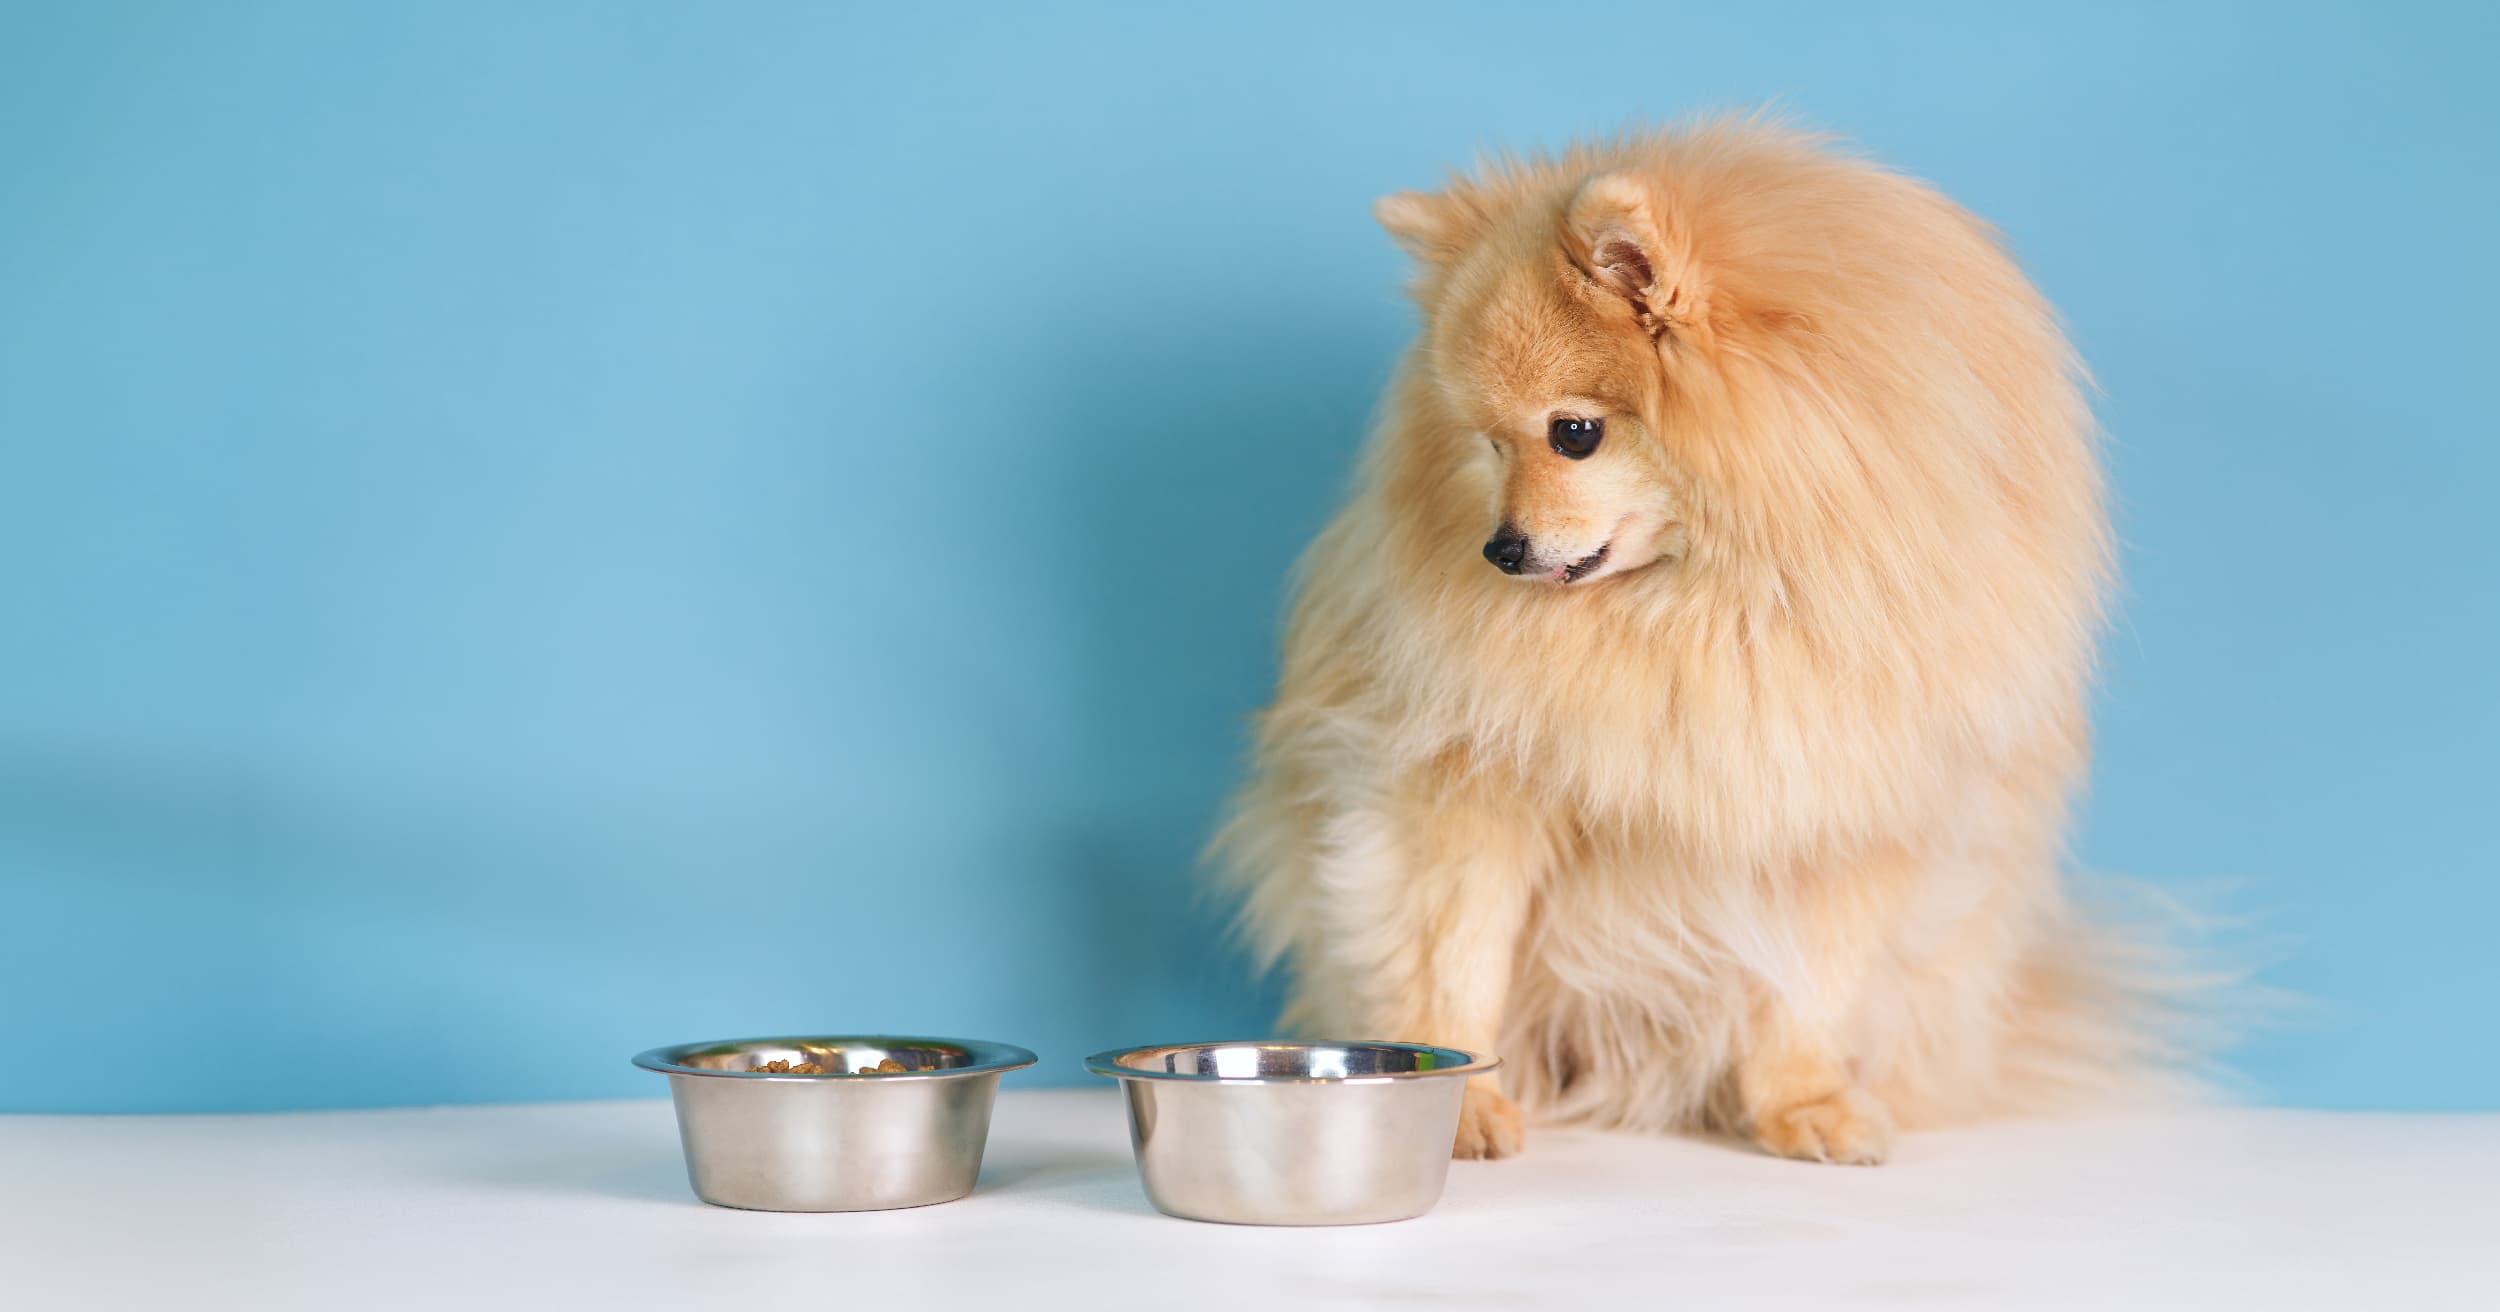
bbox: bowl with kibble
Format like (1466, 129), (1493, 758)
(632, 1035), (1036, 1211)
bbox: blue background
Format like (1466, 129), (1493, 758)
(3, 2), (2493, 1114)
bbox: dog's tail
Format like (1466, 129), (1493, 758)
(1986, 879), (2268, 1117)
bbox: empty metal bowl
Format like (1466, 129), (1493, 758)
(1085, 1040), (1498, 1225)
(632, 1035), (1035, 1211)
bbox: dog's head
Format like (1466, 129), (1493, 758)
(1376, 128), (2097, 617)
(1379, 167), (1714, 588)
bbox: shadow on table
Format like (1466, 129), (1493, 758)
(444, 1126), (1158, 1215)
(440, 1122), (709, 1208)
(483, 1149), (703, 1208)
(977, 1145), (1160, 1218)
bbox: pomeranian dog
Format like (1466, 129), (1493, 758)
(1221, 120), (2183, 1164)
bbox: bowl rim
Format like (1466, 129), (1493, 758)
(1082, 1039), (1498, 1084)
(632, 1034), (1038, 1081)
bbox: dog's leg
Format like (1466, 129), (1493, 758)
(1735, 1019), (1894, 1165)
(1355, 760), (1546, 1160)
(1403, 856), (1531, 1162)
(1731, 848), (1916, 1166)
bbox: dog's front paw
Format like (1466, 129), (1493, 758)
(1452, 1083), (1524, 1160)
(1752, 1086), (1893, 1165)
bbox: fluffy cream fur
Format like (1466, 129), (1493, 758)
(1220, 120), (2184, 1164)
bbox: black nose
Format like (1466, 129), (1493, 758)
(1483, 525), (1530, 574)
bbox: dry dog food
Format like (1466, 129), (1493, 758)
(748, 1056), (918, 1075)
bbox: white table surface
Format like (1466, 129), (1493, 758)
(6, 1089), (2493, 1310)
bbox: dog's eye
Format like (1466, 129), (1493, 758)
(1549, 416), (1604, 459)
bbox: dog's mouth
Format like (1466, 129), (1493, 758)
(1556, 542), (1611, 584)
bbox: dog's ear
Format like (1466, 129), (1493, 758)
(1375, 186), (1484, 264)
(1564, 172), (1702, 337)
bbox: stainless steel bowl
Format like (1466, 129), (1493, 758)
(1085, 1040), (1498, 1226)
(632, 1035), (1036, 1211)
